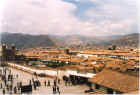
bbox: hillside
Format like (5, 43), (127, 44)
(1, 32), (57, 49)
(49, 35), (105, 46)
(50, 34), (139, 48)
(106, 33), (139, 47)
(1, 32), (139, 49)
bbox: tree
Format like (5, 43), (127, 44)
(112, 45), (117, 50)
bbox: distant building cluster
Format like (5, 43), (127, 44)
(0, 44), (139, 94)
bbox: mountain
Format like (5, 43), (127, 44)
(1, 32), (57, 49)
(105, 33), (139, 47)
(50, 33), (139, 48)
(1, 32), (139, 49)
(48, 35), (105, 46)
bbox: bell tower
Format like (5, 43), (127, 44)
(2, 44), (7, 61)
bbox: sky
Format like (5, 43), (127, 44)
(0, 0), (139, 36)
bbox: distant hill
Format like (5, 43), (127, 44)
(50, 33), (139, 48)
(48, 35), (104, 46)
(105, 33), (139, 47)
(1, 32), (139, 49)
(1, 32), (57, 49)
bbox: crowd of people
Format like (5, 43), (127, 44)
(0, 67), (15, 94)
(63, 75), (89, 86)
(0, 67), (90, 94)
(0, 67), (63, 94)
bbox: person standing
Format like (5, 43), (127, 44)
(38, 80), (41, 86)
(57, 86), (60, 94)
(44, 80), (46, 86)
(14, 86), (17, 94)
(53, 86), (55, 94)
(16, 74), (18, 79)
(53, 86), (56, 94)
(58, 79), (61, 84)
(6, 84), (9, 91)
(19, 82), (22, 88)
(8, 75), (10, 81)
(32, 77), (34, 83)
(33, 81), (37, 90)
(68, 79), (71, 86)
(11, 75), (13, 81)
(47, 80), (51, 86)
(29, 80), (32, 85)
(54, 79), (57, 87)
(9, 69), (11, 75)
(4, 79), (7, 85)
(17, 82), (20, 91)
(0, 83), (2, 88)
(10, 84), (13, 91)
(3, 88), (5, 94)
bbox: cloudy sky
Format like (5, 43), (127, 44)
(0, 0), (139, 36)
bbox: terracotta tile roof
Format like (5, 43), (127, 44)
(105, 60), (137, 71)
(47, 57), (86, 63)
(62, 65), (94, 71)
(79, 49), (138, 57)
(126, 90), (139, 94)
(129, 57), (139, 61)
(87, 56), (122, 62)
(89, 69), (139, 93)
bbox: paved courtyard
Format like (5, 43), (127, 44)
(0, 67), (90, 95)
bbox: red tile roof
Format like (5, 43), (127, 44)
(89, 69), (139, 93)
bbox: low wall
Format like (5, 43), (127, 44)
(8, 63), (96, 79)
(8, 63), (57, 78)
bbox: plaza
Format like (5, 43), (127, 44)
(0, 66), (89, 95)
